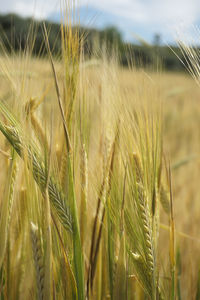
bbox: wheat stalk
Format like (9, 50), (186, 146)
(80, 143), (88, 248)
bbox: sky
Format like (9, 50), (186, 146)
(1, 0), (200, 44)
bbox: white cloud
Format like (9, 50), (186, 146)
(1, 0), (200, 42)
(80, 0), (200, 42)
(81, 0), (200, 28)
(0, 0), (60, 19)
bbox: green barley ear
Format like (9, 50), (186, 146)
(30, 222), (44, 300)
(130, 252), (152, 295)
(136, 188), (156, 294)
(124, 109), (164, 299)
(0, 122), (73, 232)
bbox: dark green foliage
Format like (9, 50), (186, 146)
(0, 14), (61, 56)
(0, 13), (187, 71)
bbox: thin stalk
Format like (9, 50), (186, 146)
(169, 164), (175, 300)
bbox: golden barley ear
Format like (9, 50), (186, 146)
(0, 151), (18, 269)
(30, 222), (44, 300)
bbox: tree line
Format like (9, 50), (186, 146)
(0, 13), (187, 71)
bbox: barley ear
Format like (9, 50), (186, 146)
(0, 151), (18, 269)
(30, 222), (44, 300)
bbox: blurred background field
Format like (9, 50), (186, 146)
(0, 4), (200, 299)
(0, 51), (200, 298)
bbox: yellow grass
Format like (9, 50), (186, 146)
(0, 51), (200, 299)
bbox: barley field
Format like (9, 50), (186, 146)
(0, 21), (200, 300)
